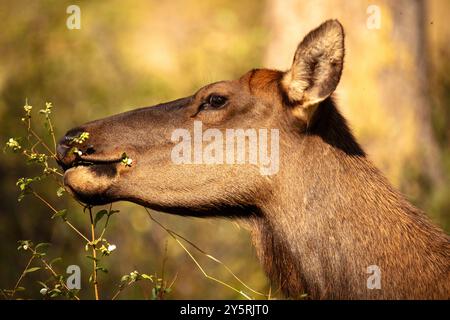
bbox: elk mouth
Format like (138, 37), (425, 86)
(59, 155), (125, 172)
(61, 153), (132, 205)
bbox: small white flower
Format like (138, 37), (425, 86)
(130, 270), (139, 278)
(126, 158), (133, 166)
(6, 138), (21, 151)
(23, 244), (28, 250)
(120, 153), (133, 167)
(24, 104), (32, 113)
(73, 148), (83, 156)
(107, 244), (116, 252)
(40, 288), (48, 295)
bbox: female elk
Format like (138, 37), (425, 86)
(57, 20), (450, 299)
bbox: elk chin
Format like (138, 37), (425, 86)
(63, 164), (119, 204)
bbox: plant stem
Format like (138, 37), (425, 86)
(10, 255), (35, 299)
(29, 248), (80, 300)
(32, 191), (90, 242)
(144, 207), (266, 300)
(159, 241), (168, 300)
(29, 128), (55, 157)
(46, 117), (57, 154)
(111, 280), (133, 300)
(88, 207), (100, 300)
(99, 203), (113, 240)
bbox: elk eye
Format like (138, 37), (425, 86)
(208, 95), (227, 109)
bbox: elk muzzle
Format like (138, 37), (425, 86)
(56, 126), (130, 205)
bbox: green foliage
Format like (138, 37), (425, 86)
(51, 209), (67, 220)
(1, 101), (166, 300)
(5, 138), (21, 152)
(70, 132), (90, 145)
(2, 99), (270, 300)
(8, 240), (79, 300)
(0, 0), (274, 299)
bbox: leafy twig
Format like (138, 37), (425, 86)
(9, 255), (35, 299)
(32, 191), (89, 243)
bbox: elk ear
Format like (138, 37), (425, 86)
(282, 19), (344, 123)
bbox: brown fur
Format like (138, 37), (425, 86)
(56, 20), (450, 299)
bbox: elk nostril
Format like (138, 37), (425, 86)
(86, 145), (95, 155)
(56, 127), (87, 161)
(56, 143), (70, 160)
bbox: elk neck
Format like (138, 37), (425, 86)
(247, 98), (450, 299)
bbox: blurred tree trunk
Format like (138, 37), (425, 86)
(264, 0), (443, 199)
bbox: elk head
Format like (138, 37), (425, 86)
(56, 20), (345, 217)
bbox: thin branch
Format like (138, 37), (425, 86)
(0, 289), (9, 300)
(46, 117), (57, 154)
(144, 207), (269, 300)
(32, 191), (90, 243)
(99, 203), (113, 240)
(111, 280), (133, 300)
(29, 247), (80, 300)
(88, 207), (100, 300)
(9, 255), (35, 299)
(158, 240), (169, 300)
(29, 129), (55, 158)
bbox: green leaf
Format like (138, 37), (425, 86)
(151, 287), (158, 300)
(49, 257), (62, 267)
(51, 209), (67, 220)
(49, 288), (62, 298)
(33, 252), (46, 258)
(24, 267), (41, 274)
(53, 274), (64, 283)
(35, 242), (51, 252)
(15, 287), (26, 292)
(120, 275), (130, 282)
(141, 274), (153, 281)
(56, 187), (65, 197)
(108, 210), (120, 216)
(94, 210), (108, 227)
(96, 267), (108, 273)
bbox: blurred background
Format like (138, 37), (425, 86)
(0, 0), (449, 299)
